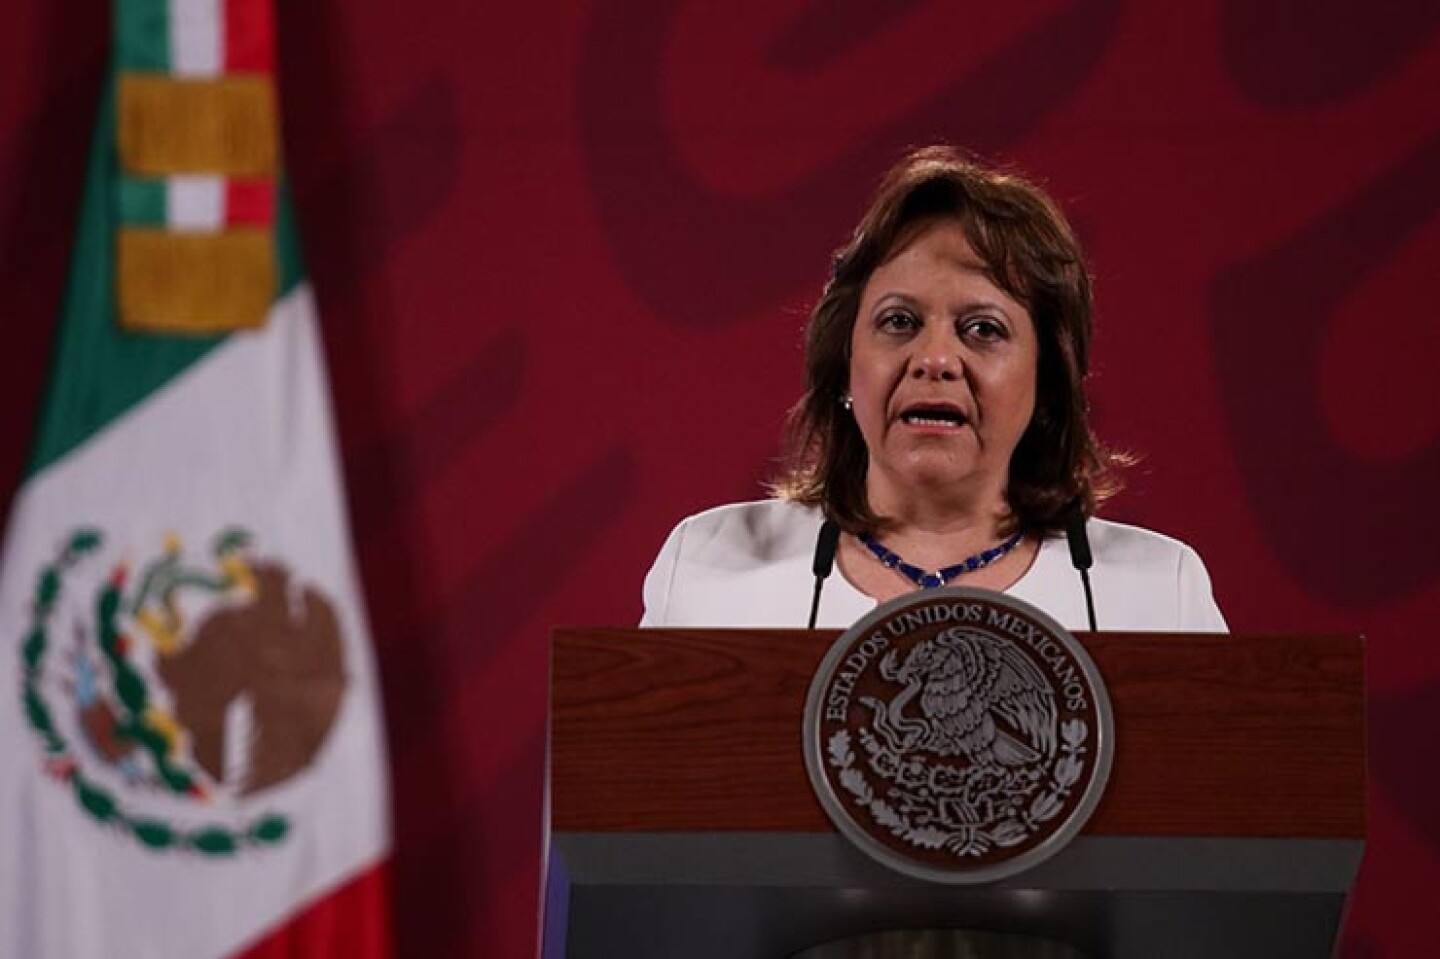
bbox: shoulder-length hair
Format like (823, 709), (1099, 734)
(774, 145), (1122, 535)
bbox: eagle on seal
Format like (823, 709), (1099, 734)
(875, 626), (1057, 768)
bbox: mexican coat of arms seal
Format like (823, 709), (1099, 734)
(803, 587), (1114, 883)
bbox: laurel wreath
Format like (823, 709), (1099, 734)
(827, 720), (1088, 857)
(19, 528), (290, 857)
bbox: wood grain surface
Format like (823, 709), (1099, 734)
(550, 629), (1364, 837)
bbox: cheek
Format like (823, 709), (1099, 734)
(846, 362), (891, 440)
(849, 370), (881, 424)
(846, 349), (878, 405)
(1021, 371), (1039, 419)
(982, 361), (1039, 429)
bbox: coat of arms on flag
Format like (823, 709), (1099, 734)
(20, 526), (348, 856)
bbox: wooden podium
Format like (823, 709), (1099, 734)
(545, 629), (1364, 959)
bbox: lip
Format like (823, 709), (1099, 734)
(894, 399), (969, 432)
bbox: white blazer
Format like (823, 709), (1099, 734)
(642, 500), (1227, 633)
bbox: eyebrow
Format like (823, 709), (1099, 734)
(871, 292), (1015, 316)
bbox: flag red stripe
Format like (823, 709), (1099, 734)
(224, 0), (274, 73)
(225, 179), (276, 226)
(234, 861), (394, 959)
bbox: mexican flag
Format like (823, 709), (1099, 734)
(0, 2), (392, 957)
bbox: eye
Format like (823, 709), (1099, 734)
(876, 309), (920, 334)
(960, 315), (1009, 343)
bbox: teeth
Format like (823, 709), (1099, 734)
(903, 413), (961, 427)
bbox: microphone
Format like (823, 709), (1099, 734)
(1064, 503), (1098, 632)
(808, 519), (842, 629)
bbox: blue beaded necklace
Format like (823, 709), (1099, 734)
(859, 530), (1025, 589)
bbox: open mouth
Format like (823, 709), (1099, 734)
(899, 404), (967, 428)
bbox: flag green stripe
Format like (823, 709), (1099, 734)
(27, 76), (304, 479)
(117, 177), (167, 226)
(115, 0), (171, 73)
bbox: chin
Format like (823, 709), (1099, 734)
(884, 448), (1006, 495)
(895, 461), (980, 491)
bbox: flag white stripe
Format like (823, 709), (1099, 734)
(166, 175), (226, 231)
(170, 0), (224, 77)
(0, 287), (390, 959)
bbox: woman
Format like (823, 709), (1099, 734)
(642, 146), (1225, 632)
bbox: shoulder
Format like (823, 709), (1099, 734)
(640, 499), (825, 627)
(1086, 518), (1199, 568)
(1082, 518), (1227, 632)
(663, 499), (823, 563)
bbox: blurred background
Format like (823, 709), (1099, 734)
(2, 1), (1437, 956)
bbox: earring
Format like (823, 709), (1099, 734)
(840, 394), (853, 411)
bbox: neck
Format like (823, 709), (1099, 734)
(864, 470), (1014, 543)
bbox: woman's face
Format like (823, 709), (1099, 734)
(847, 218), (1038, 514)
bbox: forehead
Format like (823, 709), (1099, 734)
(865, 218), (1018, 303)
(885, 216), (980, 262)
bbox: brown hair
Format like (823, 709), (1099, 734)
(774, 145), (1122, 535)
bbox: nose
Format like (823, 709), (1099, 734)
(910, 328), (960, 381)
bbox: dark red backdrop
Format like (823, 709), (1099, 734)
(3, 3), (1438, 956)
